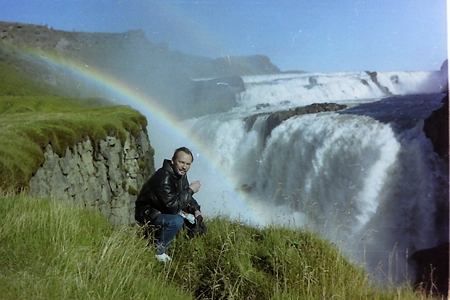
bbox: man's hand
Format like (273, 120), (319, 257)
(194, 210), (203, 218)
(189, 181), (201, 193)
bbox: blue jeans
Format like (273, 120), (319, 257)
(153, 213), (184, 255)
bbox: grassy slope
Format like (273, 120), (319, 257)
(0, 194), (191, 300)
(0, 194), (430, 300)
(0, 54), (148, 191)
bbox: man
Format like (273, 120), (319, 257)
(135, 147), (203, 263)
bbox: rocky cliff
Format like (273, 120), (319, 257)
(29, 129), (154, 227)
(423, 93), (449, 165)
(423, 60), (449, 164)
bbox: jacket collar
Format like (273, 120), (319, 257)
(163, 159), (182, 179)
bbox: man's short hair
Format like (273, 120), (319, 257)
(172, 147), (194, 162)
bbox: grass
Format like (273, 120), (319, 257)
(0, 95), (148, 191)
(0, 194), (190, 299)
(0, 52), (54, 96)
(0, 194), (436, 300)
(0, 44), (149, 192)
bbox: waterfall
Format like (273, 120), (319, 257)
(181, 70), (448, 284)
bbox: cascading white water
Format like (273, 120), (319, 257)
(160, 70), (448, 284)
(238, 70), (445, 109)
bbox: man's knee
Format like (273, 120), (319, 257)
(157, 214), (184, 229)
(173, 214), (185, 229)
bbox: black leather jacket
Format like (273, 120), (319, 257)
(135, 159), (201, 224)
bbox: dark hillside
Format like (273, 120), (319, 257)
(0, 21), (280, 118)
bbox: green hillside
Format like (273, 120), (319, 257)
(0, 53), (54, 96)
(0, 194), (431, 300)
(0, 48), (146, 191)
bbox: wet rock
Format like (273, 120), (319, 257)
(423, 94), (449, 164)
(244, 102), (347, 140)
(365, 70), (393, 96)
(408, 242), (449, 298)
(187, 75), (245, 118)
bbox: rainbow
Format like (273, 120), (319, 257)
(24, 47), (202, 151)
(18, 46), (255, 220)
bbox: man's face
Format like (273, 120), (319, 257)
(171, 151), (193, 176)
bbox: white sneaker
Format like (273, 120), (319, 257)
(155, 253), (172, 263)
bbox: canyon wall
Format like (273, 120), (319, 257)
(29, 129), (154, 227)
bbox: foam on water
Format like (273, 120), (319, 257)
(238, 71), (445, 109)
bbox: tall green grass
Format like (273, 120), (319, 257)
(0, 194), (191, 299)
(0, 55), (55, 96)
(0, 194), (434, 299)
(0, 51), (151, 192)
(0, 96), (148, 191)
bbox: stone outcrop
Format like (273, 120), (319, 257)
(365, 71), (394, 96)
(29, 129), (155, 227)
(423, 93), (449, 164)
(408, 242), (449, 298)
(425, 60), (450, 159)
(439, 59), (448, 92)
(187, 75), (245, 118)
(244, 103), (347, 141)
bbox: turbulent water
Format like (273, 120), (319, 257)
(154, 70), (448, 284)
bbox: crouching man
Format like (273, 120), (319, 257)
(135, 147), (204, 263)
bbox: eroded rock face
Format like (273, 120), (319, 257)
(187, 75), (245, 118)
(365, 71), (394, 96)
(244, 102), (347, 141)
(408, 243), (449, 298)
(29, 129), (154, 227)
(423, 94), (449, 164)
